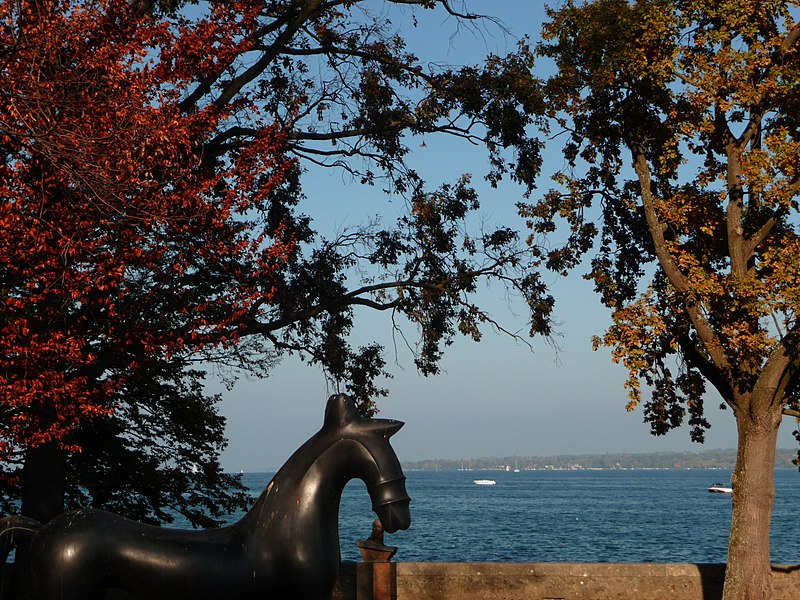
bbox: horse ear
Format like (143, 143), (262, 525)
(361, 419), (404, 438)
(323, 394), (360, 429)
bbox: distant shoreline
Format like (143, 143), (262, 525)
(400, 448), (800, 472)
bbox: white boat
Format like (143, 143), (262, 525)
(473, 479), (496, 486)
(708, 482), (733, 494)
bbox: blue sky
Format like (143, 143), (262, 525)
(210, 1), (798, 471)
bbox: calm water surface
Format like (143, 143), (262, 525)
(234, 469), (800, 564)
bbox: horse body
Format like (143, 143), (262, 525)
(2, 394), (411, 600)
(25, 510), (250, 600)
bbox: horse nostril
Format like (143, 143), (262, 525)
(398, 510), (412, 531)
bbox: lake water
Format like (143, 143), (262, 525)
(235, 468), (800, 564)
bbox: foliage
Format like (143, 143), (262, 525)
(0, 0), (298, 524)
(523, 0), (800, 435)
(1, 0), (551, 524)
(523, 1), (800, 596)
(402, 448), (800, 471)
(195, 0), (554, 395)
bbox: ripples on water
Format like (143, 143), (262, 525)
(228, 469), (799, 564)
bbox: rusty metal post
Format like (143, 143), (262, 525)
(356, 519), (398, 600)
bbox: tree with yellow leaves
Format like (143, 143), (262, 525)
(522, 1), (800, 597)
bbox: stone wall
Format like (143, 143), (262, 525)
(5, 561), (798, 599)
(335, 562), (800, 600)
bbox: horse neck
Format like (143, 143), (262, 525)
(240, 435), (376, 537)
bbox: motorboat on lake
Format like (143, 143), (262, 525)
(473, 479), (496, 486)
(708, 482), (733, 494)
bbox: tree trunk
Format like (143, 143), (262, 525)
(11, 443), (68, 600)
(722, 403), (782, 600)
(20, 441), (67, 523)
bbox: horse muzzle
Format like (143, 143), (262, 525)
(370, 477), (411, 533)
(374, 497), (411, 533)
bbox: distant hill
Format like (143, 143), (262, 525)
(403, 448), (800, 471)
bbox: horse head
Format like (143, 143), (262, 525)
(322, 394), (411, 533)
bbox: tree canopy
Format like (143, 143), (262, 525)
(524, 1), (800, 597)
(0, 0), (298, 525)
(1, 0), (551, 525)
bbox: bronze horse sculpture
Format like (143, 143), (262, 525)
(0, 394), (411, 600)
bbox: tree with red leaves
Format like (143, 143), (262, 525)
(1, 0), (295, 525)
(1, 0), (550, 526)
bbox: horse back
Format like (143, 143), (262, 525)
(27, 509), (251, 600)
